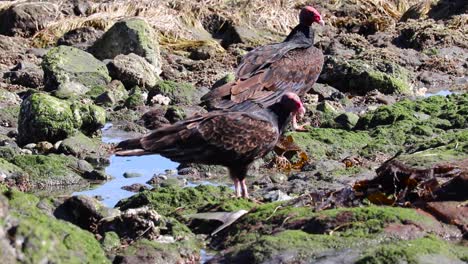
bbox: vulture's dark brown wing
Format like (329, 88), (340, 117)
(202, 46), (323, 109)
(138, 111), (279, 166)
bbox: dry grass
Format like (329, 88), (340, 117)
(7, 0), (425, 48)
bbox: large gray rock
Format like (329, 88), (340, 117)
(0, 2), (58, 37)
(18, 93), (106, 145)
(90, 18), (162, 74)
(107, 53), (160, 89)
(42, 45), (111, 93)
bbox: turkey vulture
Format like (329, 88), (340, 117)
(115, 92), (305, 198)
(201, 6), (324, 130)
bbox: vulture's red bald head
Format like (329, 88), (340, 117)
(300, 6), (325, 26)
(281, 92), (306, 117)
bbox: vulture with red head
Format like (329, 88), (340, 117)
(116, 93), (305, 198)
(201, 6), (325, 130)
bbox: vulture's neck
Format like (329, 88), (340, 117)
(284, 23), (314, 46)
(267, 104), (293, 134)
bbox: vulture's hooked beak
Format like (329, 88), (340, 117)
(318, 19), (325, 26)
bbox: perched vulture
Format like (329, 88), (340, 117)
(201, 6), (325, 130)
(115, 93), (305, 198)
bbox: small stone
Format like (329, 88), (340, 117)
(121, 183), (150, 192)
(36, 141), (54, 153)
(269, 173), (288, 184)
(123, 172), (143, 178)
(23, 143), (36, 150)
(334, 112), (359, 130)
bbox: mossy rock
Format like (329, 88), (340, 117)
(321, 57), (412, 95)
(58, 132), (106, 161)
(42, 45), (111, 92)
(149, 80), (199, 106)
(114, 238), (199, 264)
(10, 154), (86, 188)
(18, 93), (106, 145)
(356, 236), (468, 264)
(288, 128), (371, 160)
(116, 185), (240, 216)
(3, 188), (109, 263)
(90, 18), (161, 72)
(0, 157), (24, 178)
(0, 104), (20, 128)
(124, 86), (145, 109)
(107, 53), (160, 89)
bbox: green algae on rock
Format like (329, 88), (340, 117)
(2, 188), (109, 264)
(42, 45), (111, 92)
(321, 57), (412, 95)
(124, 86), (145, 109)
(11, 154), (86, 188)
(18, 93), (106, 145)
(116, 185), (238, 216)
(149, 80), (200, 106)
(90, 18), (161, 72)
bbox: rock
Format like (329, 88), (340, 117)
(425, 201), (468, 230)
(263, 190), (293, 202)
(10, 154), (87, 188)
(140, 107), (169, 130)
(150, 94), (171, 106)
(102, 231), (120, 251)
(320, 56), (412, 95)
(36, 141), (54, 154)
(124, 86), (145, 109)
(0, 2), (58, 37)
(52, 81), (90, 99)
(148, 80), (200, 106)
(95, 80), (129, 107)
(164, 106), (186, 123)
(3, 61), (44, 88)
(107, 53), (160, 89)
(83, 169), (112, 181)
(334, 112), (359, 130)
(18, 93), (106, 145)
(3, 188), (109, 263)
(90, 18), (162, 72)
(211, 72), (235, 89)
(269, 173), (287, 184)
(98, 206), (163, 241)
(121, 183), (150, 192)
(58, 132), (107, 162)
(123, 172), (143, 178)
(189, 45), (217, 60)
(113, 238), (199, 264)
(54, 195), (120, 232)
(57, 27), (104, 50)
(42, 45), (111, 92)
(310, 83), (345, 100)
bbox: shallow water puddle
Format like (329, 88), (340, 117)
(425, 89), (454, 97)
(73, 123), (231, 208)
(73, 154), (178, 207)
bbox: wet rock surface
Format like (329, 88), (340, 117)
(0, 1), (466, 263)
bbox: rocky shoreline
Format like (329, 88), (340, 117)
(0, 0), (467, 263)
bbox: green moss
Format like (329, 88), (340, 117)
(86, 85), (107, 99)
(228, 230), (364, 263)
(0, 105), (20, 127)
(4, 188), (109, 263)
(101, 231), (120, 252)
(42, 45), (111, 91)
(288, 128), (371, 159)
(323, 57), (412, 95)
(125, 86), (145, 109)
(316, 206), (437, 238)
(0, 157), (24, 175)
(356, 236), (468, 264)
(151, 80), (198, 105)
(116, 185), (234, 215)
(18, 93), (106, 144)
(11, 154), (84, 187)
